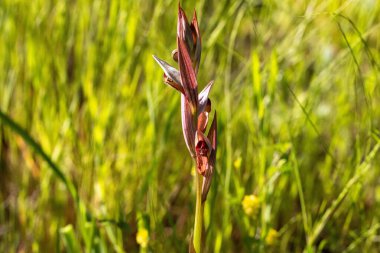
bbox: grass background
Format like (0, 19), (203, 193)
(1, 0), (380, 252)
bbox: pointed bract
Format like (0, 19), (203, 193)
(181, 94), (196, 157)
(178, 37), (198, 112)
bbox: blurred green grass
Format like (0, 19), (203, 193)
(1, 0), (380, 252)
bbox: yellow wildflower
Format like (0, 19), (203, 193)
(265, 228), (278, 245)
(136, 228), (149, 248)
(242, 194), (260, 216)
(234, 157), (242, 170)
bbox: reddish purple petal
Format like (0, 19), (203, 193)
(196, 131), (211, 154)
(177, 37), (198, 112)
(177, 5), (193, 53)
(207, 112), (217, 151)
(191, 10), (202, 73)
(197, 111), (208, 133)
(202, 112), (217, 202)
(201, 163), (213, 202)
(195, 131), (212, 176)
(191, 10), (201, 43)
(181, 94), (196, 157)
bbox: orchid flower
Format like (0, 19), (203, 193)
(153, 4), (217, 252)
(152, 5), (216, 201)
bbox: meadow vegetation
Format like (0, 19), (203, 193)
(0, 0), (380, 252)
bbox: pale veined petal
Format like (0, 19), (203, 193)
(198, 80), (214, 115)
(152, 55), (184, 93)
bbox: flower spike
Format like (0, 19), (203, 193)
(153, 5), (217, 251)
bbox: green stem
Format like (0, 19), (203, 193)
(193, 172), (203, 253)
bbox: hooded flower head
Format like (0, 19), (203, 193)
(176, 5), (202, 74)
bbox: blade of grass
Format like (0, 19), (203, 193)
(307, 139), (380, 247)
(60, 224), (81, 253)
(342, 223), (380, 253)
(0, 109), (79, 204)
(222, 3), (245, 248)
(290, 151), (311, 241)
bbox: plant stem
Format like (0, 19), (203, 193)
(193, 172), (203, 253)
